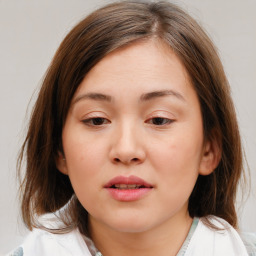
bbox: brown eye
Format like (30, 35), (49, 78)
(82, 117), (109, 126)
(148, 117), (174, 126)
(91, 118), (106, 125)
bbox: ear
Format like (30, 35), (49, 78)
(56, 152), (69, 175)
(199, 133), (222, 176)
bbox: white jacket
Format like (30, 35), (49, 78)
(7, 216), (256, 256)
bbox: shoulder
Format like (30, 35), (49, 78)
(206, 217), (256, 256)
(240, 232), (256, 256)
(185, 216), (249, 256)
(6, 228), (92, 256)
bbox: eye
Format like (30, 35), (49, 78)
(82, 117), (110, 126)
(147, 117), (174, 126)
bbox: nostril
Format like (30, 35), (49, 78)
(114, 158), (121, 162)
(113, 157), (140, 164)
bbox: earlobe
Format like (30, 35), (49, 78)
(56, 152), (69, 175)
(199, 136), (221, 176)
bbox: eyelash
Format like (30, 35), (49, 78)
(146, 117), (174, 126)
(82, 117), (174, 127)
(82, 117), (110, 126)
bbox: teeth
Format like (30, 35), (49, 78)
(114, 184), (140, 189)
(127, 184), (138, 189)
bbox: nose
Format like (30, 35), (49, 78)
(109, 122), (146, 165)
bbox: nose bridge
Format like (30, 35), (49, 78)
(119, 120), (137, 147)
(110, 118), (145, 164)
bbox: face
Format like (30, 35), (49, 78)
(57, 40), (216, 235)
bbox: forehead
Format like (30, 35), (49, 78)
(74, 39), (194, 101)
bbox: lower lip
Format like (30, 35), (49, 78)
(106, 188), (152, 202)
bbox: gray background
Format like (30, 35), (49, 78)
(0, 0), (255, 254)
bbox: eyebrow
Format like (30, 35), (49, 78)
(140, 90), (185, 102)
(72, 89), (185, 105)
(72, 93), (112, 105)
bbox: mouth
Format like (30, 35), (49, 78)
(104, 175), (153, 189)
(110, 184), (149, 189)
(104, 175), (153, 202)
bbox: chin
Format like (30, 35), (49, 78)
(105, 215), (155, 234)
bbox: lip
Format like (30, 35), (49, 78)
(104, 175), (153, 202)
(104, 175), (153, 188)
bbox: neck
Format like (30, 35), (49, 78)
(88, 212), (193, 256)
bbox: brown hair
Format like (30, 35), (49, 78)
(18, 0), (243, 234)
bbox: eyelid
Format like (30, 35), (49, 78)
(81, 111), (109, 119)
(146, 110), (176, 120)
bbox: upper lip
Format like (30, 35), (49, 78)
(104, 175), (153, 188)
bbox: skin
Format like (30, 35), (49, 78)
(57, 39), (219, 256)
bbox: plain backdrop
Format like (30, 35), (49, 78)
(0, 0), (255, 254)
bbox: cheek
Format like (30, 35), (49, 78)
(152, 136), (203, 171)
(64, 140), (105, 212)
(62, 131), (108, 197)
(63, 127), (108, 168)
(149, 125), (204, 189)
(150, 138), (201, 209)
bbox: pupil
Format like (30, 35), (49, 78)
(93, 118), (104, 125)
(153, 118), (164, 125)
